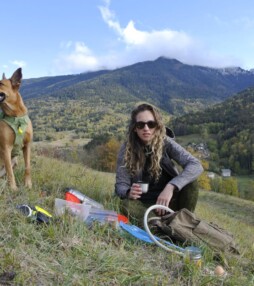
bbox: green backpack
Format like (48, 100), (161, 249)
(149, 208), (240, 254)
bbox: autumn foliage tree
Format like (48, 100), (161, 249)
(95, 138), (121, 172)
(197, 159), (211, 191)
(219, 177), (239, 197)
(186, 146), (211, 191)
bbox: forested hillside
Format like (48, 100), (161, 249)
(22, 58), (254, 179)
(21, 70), (109, 99)
(172, 88), (254, 174)
(22, 57), (254, 115)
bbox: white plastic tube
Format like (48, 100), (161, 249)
(143, 204), (185, 256)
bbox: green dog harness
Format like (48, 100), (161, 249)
(0, 111), (30, 157)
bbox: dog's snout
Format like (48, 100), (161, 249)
(0, 92), (6, 103)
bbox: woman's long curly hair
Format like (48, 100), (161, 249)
(124, 103), (166, 181)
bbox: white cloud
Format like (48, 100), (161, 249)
(53, 42), (100, 74)
(52, 0), (243, 75)
(99, 1), (122, 34)
(11, 60), (27, 68)
(99, 3), (193, 49)
(98, 3), (241, 69)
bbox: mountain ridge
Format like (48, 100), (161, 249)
(21, 57), (254, 115)
(21, 59), (254, 174)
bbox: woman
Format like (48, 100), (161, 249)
(115, 103), (203, 225)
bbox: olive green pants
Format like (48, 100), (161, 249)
(120, 181), (199, 227)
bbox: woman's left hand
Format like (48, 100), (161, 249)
(155, 184), (175, 215)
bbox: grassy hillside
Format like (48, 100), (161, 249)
(0, 155), (254, 285)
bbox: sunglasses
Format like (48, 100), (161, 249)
(135, 121), (157, 129)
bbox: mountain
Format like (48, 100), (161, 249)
(21, 70), (109, 99)
(172, 87), (254, 135)
(21, 58), (254, 174)
(21, 57), (254, 115)
(172, 87), (254, 174)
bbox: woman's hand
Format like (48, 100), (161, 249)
(156, 184), (175, 215)
(128, 183), (142, 200)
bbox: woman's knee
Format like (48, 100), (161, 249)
(177, 181), (199, 212)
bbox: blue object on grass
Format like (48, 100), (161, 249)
(119, 221), (185, 253)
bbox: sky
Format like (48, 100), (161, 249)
(1, 0), (254, 79)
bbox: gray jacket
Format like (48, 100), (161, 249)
(115, 135), (203, 199)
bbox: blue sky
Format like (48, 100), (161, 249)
(1, 0), (254, 79)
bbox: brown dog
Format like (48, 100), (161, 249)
(0, 68), (33, 190)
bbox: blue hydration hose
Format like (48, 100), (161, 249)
(119, 204), (186, 256)
(143, 205), (186, 256)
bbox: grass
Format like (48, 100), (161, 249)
(236, 175), (254, 201)
(0, 155), (254, 285)
(33, 131), (91, 148)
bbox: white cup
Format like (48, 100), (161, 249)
(138, 181), (149, 193)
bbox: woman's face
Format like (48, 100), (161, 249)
(135, 110), (157, 145)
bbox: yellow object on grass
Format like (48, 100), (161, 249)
(35, 205), (52, 217)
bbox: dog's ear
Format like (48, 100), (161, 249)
(2, 73), (6, 80)
(10, 68), (22, 89)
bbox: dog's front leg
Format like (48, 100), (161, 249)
(3, 148), (17, 190)
(23, 143), (32, 188)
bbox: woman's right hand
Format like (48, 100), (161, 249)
(128, 183), (142, 200)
